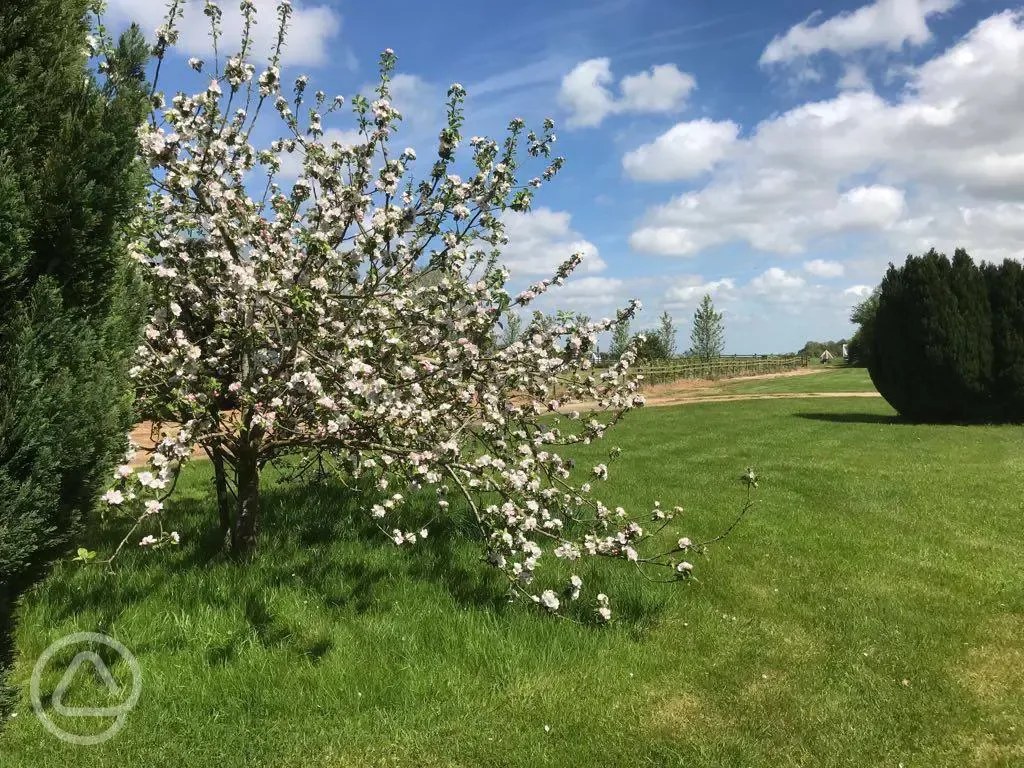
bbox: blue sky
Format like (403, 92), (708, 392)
(105, 0), (1024, 352)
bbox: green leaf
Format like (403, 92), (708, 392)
(72, 547), (97, 563)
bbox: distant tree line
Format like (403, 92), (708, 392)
(603, 294), (725, 363)
(796, 339), (848, 360)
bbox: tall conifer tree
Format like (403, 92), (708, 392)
(0, 0), (148, 716)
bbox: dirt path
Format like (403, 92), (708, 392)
(559, 390), (880, 412)
(637, 365), (823, 399)
(128, 369), (876, 464)
(561, 366), (880, 411)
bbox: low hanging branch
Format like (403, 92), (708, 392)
(95, 0), (756, 621)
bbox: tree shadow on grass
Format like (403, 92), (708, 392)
(45, 473), (668, 642)
(795, 411), (897, 425)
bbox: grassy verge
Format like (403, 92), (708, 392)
(708, 365), (877, 395)
(2, 397), (1022, 766)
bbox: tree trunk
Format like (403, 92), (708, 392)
(211, 448), (232, 537)
(231, 449), (260, 557)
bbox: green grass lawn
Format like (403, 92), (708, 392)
(711, 364), (878, 395)
(3, 396), (1023, 766)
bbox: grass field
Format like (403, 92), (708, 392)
(3, 396), (1023, 766)
(711, 364), (878, 395)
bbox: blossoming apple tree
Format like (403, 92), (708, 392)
(103, 0), (756, 619)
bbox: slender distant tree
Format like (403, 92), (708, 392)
(689, 294), (725, 362)
(848, 290), (879, 367)
(556, 310), (591, 327)
(657, 311), (677, 358)
(609, 317), (631, 359)
(498, 311), (523, 349)
(0, 0), (149, 718)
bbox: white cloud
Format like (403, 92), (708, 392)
(104, 0), (341, 67)
(760, 0), (958, 65)
(558, 59), (695, 128)
(825, 186), (906, 230)
(630, 11), (1024, 264)
(890, 200), (1024, 264)
(630, 182), (906, 257)
(663, 269), (864, 338)
(664, 276), (737, 310)
(558, 59), (617, 129)
(500, 209), (606, 277)
(748, 267), (806, 296)
(843, 284), (875, 299)
(619, 64), (697, 113)
(837, 63), (871, 91)
(623, 119), (740, 181)
(804, 259), (846, 278)
(385, 74), (442, 142)
(548, 276), (625, 309)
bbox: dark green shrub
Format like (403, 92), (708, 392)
(0, 0), (148, 717)
(982, 260), (1024, 420)
(633, 332), (672, 361)
(869, 249), (993, 422)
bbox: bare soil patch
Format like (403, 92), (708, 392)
(128, 369), (874, 465)
(639, 365), (822, 399)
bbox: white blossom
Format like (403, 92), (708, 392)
(536, 589), (560, 612)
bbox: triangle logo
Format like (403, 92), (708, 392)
(50, 651), (130, 718)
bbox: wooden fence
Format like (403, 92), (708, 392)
(631, 356), (809, 385)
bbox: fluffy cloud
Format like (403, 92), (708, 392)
(630, 11), (1024, 264)
(622, 119), (740, 181)
(386, 74), (441, 137)
(663, 276), (737, 310)
(104, 0), (341, 67)
(825, 186), (906, 230)
(804, 259), (846, 278)
(557, 59), (616, 129)
(843, 285), (876, 299)
(558, 59), (695, 128)
(760, 0), (958, 65)
(664, 268), (863, 330)
(538, 269), (866, 353)
(546, 277), (625, 309)
(630, 182), (906, 256)
(500, 209), (606, 277)
(619, 65), (697, 113)
(750, 267), (804, 292)
(837, 63), (871, 91)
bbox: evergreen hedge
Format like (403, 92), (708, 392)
(0, 0), (148, 717)
(869, 249), (1024, 422)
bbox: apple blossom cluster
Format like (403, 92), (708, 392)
(97, 0), (753, 619)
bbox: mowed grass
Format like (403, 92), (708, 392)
(711, 364), (878, 395)
(3, 396), (1023, 767)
